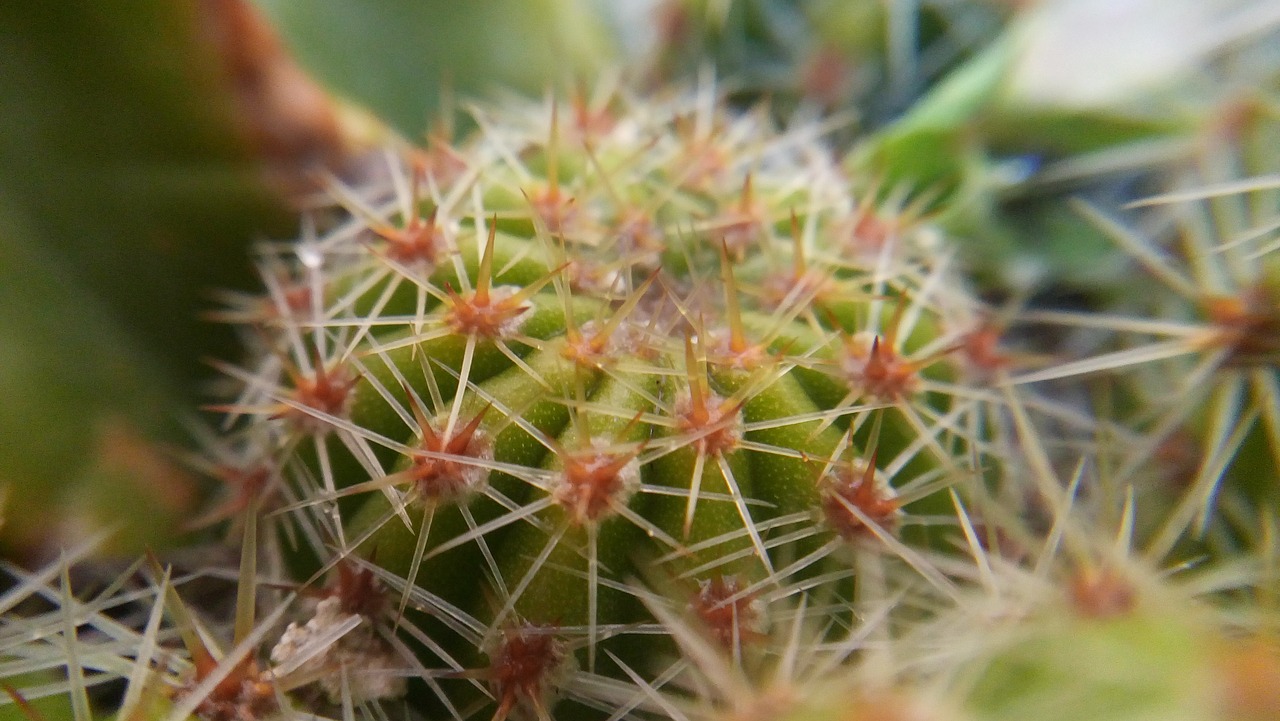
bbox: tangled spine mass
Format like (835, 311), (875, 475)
(215, 86), (1001, 717)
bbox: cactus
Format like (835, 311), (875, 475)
(202, 83), (1006, 715)
(3, 3), (1280, 721)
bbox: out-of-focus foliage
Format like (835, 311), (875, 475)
(0, 1), (291, 556)
(255, 0), (619, 137)
(0, 1), (293, 386)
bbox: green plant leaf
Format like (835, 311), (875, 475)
(0, 1), (294, 390)
(255, 0), (618, 137)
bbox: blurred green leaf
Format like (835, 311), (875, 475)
(0, 1), (294, 554)
(256, 0), (618, 138)
(844, 9), (1204, 293)
(0, 1), (293, 390)
(0, 210), (194, 555)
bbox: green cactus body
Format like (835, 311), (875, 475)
(968, 612), (1213, 721)
(213, 87), (991, 715)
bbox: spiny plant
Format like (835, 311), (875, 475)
(5, 391), (1278, 721)
(5, 5), (1280, 721)
(900, 389), (1280, 721)
(193, 79), (1025, 719)
(1002, 108), (1280, 563)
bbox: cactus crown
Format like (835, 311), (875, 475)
(196, 82), (998, 715)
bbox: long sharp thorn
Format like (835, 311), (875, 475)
(581, 140), (623, 206)
(587, 523), (600, 673)
(59, 561), (91, 721)
(619, 409), (648, 441)
(856, 448), (881, 506)
(233, 497), (259, 646)
(397, 504), (436, 632)
(719, 241), (748, 354)
(683, 335), (705, 415)
(401, 381), (439, 446)
(476, 217), (498, 305)
(884, 297), (907, 350)
(145, 551), (214, 663)
(865, 410), (884, 458)
(683, 450), (708, 539)
(503, 266), (572, 313)
(599, 271), (660, 338)
(2, 685), (50, 721)
(457, 403), (493, 444)
(563, 259), (582, 342)
(572, 371), (591, 442)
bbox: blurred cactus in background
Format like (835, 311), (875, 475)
(1, 2), (1278, 721)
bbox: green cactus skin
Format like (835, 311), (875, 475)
(205, 85), (999, 716)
